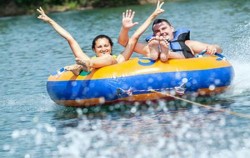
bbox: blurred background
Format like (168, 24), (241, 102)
(1, 0), (158, 17)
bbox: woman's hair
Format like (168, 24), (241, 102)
(92, 34), (114, 50)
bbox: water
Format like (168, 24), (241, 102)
(1, 0), (250, 157)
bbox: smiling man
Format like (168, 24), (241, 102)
(118, 10), (222, 62)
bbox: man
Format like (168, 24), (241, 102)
(118, 10), (222, 62)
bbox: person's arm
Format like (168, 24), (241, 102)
(185, 40), (222, 55)
(37, 7), (90, 60)
(118, 10), (138, 47)
(117, 1), (165, 63)
(118, 9), (150, 56)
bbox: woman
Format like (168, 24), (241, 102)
(37, 1), (165, 75)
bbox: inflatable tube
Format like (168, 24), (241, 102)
(47, 56), (234, 107)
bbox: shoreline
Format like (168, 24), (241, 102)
(0, 3), (93, 17)
(0, 0), (157, 17)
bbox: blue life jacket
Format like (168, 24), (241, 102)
(145, 28), (194, 58)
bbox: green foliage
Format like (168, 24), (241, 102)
(2, 0), (141, 7)
(92, 0), (140, 7)
(0, 0), (146, 17)
(13, 0), (65, 6)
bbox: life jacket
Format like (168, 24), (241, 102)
(145, 28), (194, 58)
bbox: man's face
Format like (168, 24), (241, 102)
(153, 21), (174, 41)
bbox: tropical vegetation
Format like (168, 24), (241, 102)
(0, 0), (157, 17)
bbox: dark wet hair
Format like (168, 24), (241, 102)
(91, 34), (113, 50)
(152, 19), (172, 32)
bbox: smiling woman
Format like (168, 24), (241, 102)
(37, 1), (165, 75)
(36, 6), (117, 75)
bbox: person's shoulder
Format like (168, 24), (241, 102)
(175, 28), (190, 32)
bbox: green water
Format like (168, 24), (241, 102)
(1, 0), (250, 157)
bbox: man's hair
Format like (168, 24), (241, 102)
(152, 19), (172, 32)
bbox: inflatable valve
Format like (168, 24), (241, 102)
(55, 67), (65, 78)
(116, 88), (133, 97)
(174, 82), (186, 95)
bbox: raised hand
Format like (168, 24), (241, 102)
(122, 9), (139, 30)
(153, 0), (165, 16)
(37, 7), (51, 22)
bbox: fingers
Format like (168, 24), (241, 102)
(131, 10), (135, 19)
(37, 8), (41, 14)
(37, 6), (49, 21)
(205, 46), (217, 55)
(123, 10), (131, 19)
(37, 6), (45, 15)
(133, 22), (139, 26)
(211, 48), (217, 55)
(156, 0), (164, 9)
(157, 0), (164, 8)
(122, 9), (138, 28)
(124, 9), (135, 18)
(126, 10), (131, 17)
(159, 1), (164, 9)
(40, 7), (44, 13)
(122, 12), (125, 19)
(154, 0), (165, 15)
(37, 8), (42, 19)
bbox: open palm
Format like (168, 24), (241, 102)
(122, 9), (138, 29)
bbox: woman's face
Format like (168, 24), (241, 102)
(93, 38), (112, 57)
